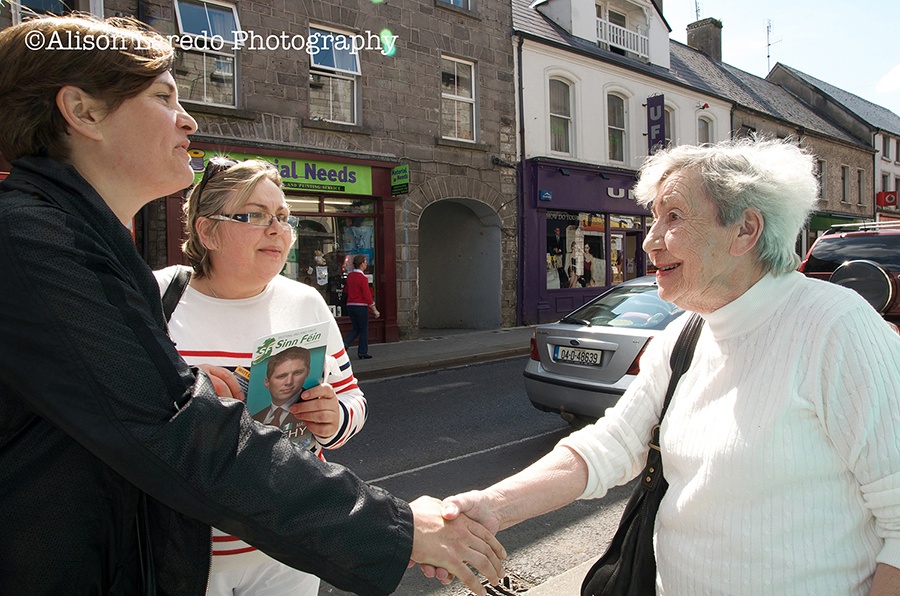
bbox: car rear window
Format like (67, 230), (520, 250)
(805, 235), (900, 273)
(569, 285), (683, 330)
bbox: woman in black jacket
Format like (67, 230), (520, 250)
(0, 15), (504, 596)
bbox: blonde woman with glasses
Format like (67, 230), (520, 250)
(156, 157), (368, 596)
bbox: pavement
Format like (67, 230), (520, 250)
(347, 324), (593, 595)
(348, 326), (535, 381)
(521, 559), (594, 595)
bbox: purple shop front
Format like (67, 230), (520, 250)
(518, 158), (652, 325)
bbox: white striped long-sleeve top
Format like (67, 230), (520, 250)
(154, 267), (367, 562)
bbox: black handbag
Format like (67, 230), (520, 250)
(581, 313), (704, 596)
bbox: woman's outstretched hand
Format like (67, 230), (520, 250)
(408, 495), (506, 596)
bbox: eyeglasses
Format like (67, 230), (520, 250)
(208, 212), (299, 229)
(194, 156), (239, 199)
(196, 157), (295, 230)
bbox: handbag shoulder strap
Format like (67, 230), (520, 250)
(659, 312), (704, 421)
(642, 312), (704, 492)
(161, 265), (191, 323)
(580, 315), (705, 596)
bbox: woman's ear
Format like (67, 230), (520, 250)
(195, 217), (220, 251)
(730, 208), (763, 257)
(55, 86), (106, 142)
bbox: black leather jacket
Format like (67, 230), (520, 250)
(0, 156), (413, 595)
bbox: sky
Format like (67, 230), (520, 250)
(663, 0), (900, 118)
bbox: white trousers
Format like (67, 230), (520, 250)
(207, 557), (320, 596)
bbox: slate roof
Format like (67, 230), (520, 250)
(512, 0), (868, 149)
(771, 63), (900, 136)
(670, 42), (864, 147)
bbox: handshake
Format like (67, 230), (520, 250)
(409, 491), (503, 596)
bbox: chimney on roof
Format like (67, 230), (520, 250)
(687, 17), (723, 62)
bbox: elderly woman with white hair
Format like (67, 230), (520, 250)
(439, 138), (900, 594)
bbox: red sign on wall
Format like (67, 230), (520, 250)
(876, 191), (898, 207)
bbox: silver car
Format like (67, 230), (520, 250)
(524, 276), (684, 425)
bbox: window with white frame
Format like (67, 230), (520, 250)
(12, 0), (92, 23)
(173, 0), (241, 107)
(736, 124), (755, 138)
(698, 117), (712, 145)
(884, 135), (892, 160)
(608, 9), (627, 56)
(438, 0), (472, 9)
(608, 9), (627, 27)
(308, 26), (361, 125)
(607, 94), (626, 162)
(441, 57), (476, 141)
(20, 0), (73, 13)
(549, 79), (572, 154)
(883, 173), (891, 192)
(841, 166), (850, 203)
(596, 4), (628, 56)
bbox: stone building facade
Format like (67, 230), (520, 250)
(160, 0), (518, 339)
(2, 0), (518, 340)
(768, 63), (900, 223)
(730, 106), (872, 250)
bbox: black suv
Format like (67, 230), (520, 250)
(799, 221), (900, 331)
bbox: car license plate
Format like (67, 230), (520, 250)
(555, 346), (601, 365)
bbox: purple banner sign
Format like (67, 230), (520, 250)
(647, 94), (665, 154)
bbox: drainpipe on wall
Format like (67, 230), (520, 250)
(729, 103), (735, 143)
(873, 130), (880, 221)
(516, 34), (527, 326)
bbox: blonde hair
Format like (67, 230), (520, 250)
(182, 159), (285, 277)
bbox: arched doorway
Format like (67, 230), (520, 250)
(419, 199), (502, 330)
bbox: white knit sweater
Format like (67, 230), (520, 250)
(561, 272), (900, 594)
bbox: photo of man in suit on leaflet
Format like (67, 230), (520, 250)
(252, 347), (310, 429)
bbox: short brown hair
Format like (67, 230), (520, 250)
(0, 15), (174, 161)
(182, 159), (285, 278)
(353, 254), (367, 269)
(265, 347), (311, 379)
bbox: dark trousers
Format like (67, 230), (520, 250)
(344, 305), (370, 356)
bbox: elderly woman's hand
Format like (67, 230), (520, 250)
(197, 364), (245, 401)
(289, 384), (340, 439)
